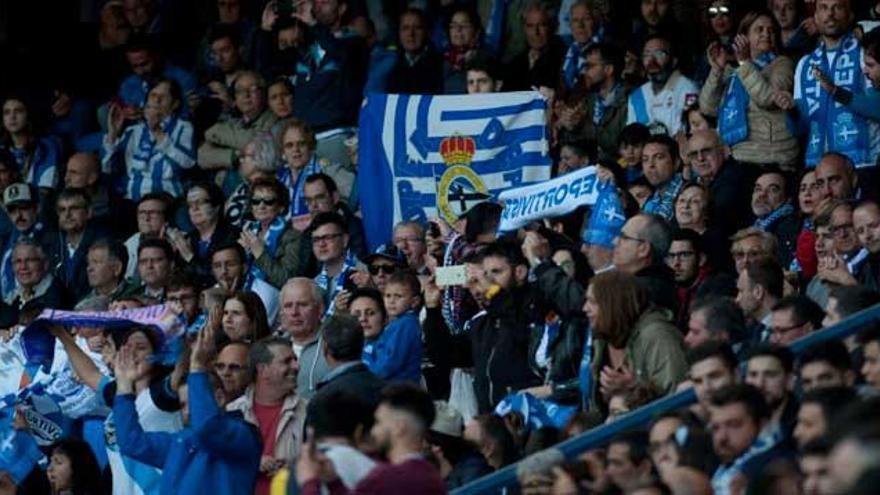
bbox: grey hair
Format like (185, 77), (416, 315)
(282, 277), (325, 309)
(248, 336), (293, 378)
(393, 221), (424, 237)
(248, 132), (280, 172)
(639, 213), (673, 262)
(516, 448), (565, 480)
(13, 237), (47, 261)
(520, 0), (558, 27)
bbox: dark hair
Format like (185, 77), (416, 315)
(642, 32), (676, 60)
(308, 211), (348, 235)
(755, 165), (793, 199)
(250, 176), (291, 211)
(223, 291), (271, 342)
(609, 430), (650, 466)
(618, 123), (651, 147)
(210, 241), (246, 266)
(57, 187), (92, 208)
(322, 313), (365, 361)
(829, 285), (880, 319)
(150, 78), (183, 110)
(208, 22), (241, 46)
(137, 237), (174, 262)
(89, 239), (129, 280)
(348, 287), (388, 320)
(380, 383), (436, 430)
(682, 106), (717, 136)
(800, 386), (858, 426)
(589, 270), (649, 348)
(800, 436), (831, 457)
(671, 228), (704, 255)
(863, 26), (880, 62)
(308, 390), (372, 440)
(387, 268), (421, 296)
(137, 192), (172, 213)
(166, 270), (200, 293)
(49, 438), (103, 495)
(463, 202), (503, 242)
(465, 53), (502, 82)
(856, 322), (880, 347)
(643, 134), (680, 164)
(771, 294), (825, 329)
(798, 340), (852, 374)
(686, 340), (738, 370)
(748, 343), (795, 374)
(481, 239), (528, 270)
(585, 42), (624, 78)
(709, 384), (770, 424)
(124, 34), (156, 54)
(737, 10), (783, 55)
(475, 413), (519, 466)
(690, 297), (747, 343)
(447, 6), (483, 36)
(304, 172), (339, 195)
(744, 257), (784, 299)
(188, 181), (226, 209)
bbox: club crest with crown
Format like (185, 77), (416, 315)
(436, 134), (491, 223)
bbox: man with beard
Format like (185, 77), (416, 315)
(640, 135), (684, 222)
(227, 337), (307, 495)
(744, 345), (798, 437)
(666, 229), (710, 329)
(626, 34), (698, 136)
(298, 384), (445, 494)
(557, 43), (627, 162)
(794, 0), (875, 168)
(750, 169), (799, 268)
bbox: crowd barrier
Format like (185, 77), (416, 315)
(452, 303), (880, 494)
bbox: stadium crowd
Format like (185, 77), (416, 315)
(1, 0), (880, 493)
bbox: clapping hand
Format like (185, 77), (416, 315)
(732, 34), (750, 64)
(239, 230), (266, 259)
(114, 345), (142, 394)
(191, 319), (218, 372)
(599, 364), (634, 400)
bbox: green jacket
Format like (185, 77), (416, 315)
(253, 226), (303, 289)
(559, 86), (629, 163)
(589, 306), (687, 411)
(198, 110), (278, 170)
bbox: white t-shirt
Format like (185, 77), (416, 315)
(626, 71), (699, 136)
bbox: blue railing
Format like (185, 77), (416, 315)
(452, 303), (880, 494)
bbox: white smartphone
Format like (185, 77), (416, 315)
(435, 265), (468, 287)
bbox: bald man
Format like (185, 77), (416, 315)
(64, 152), (113, 229)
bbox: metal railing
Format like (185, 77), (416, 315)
(452, 303), (880, 494)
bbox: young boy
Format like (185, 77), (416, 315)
(362, 269), (423, 383)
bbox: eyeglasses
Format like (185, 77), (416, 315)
(312, 232), (343, 244)
(251, 197), (278, 206)
(666, 251), (696, 262)
(368, 264), (397, 275)
(686, 146), (718, 161)
(617, 232), (645, 244)
(708, 5), (730, 17)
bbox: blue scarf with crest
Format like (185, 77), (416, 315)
(315, 250), (357, 318)
(797, 32), (869, 167)
(245, 216), (286, 285)
(562, 26), (606, 89)
(278, 156), (322, 218)
(719, 52), (777, 146)
(753, 203), (795, 231)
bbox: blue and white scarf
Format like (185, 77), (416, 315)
(712, 423), (784, 495)
(483, 0), (507, 55)
(753, 203), (795, 231)
(562, 26), (606, 89)
(245, 216), (286, 285)
(592, 83), (621, 126)
(315, 250), (357, 318)
(798, 32), (870, 167)
(278, 156), (322, 219)
(643, 174), (684, 222)
(719, 52), (777, 146)
(578, 325), (593, 410)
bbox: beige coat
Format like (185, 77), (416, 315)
(198, 110), (279, 169)
(226, 387), (308, 463)
(699, 56), (799, 166)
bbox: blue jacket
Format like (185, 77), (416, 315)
(363, 310), (423, 383)
(113, 372), (261, 495)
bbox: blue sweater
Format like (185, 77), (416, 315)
(113, 372), (261, 495)
(363, 310), (423, 383)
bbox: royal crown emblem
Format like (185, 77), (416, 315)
(439, 135), (476, 166)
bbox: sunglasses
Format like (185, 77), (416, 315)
(251, 197), (278, 206)
(708, 5), (730, 17)
(368, 265), (397, 275)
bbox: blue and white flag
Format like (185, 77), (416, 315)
(495, 392), (578, 430)
(498, 166), (600, 232)
(582, 180), (626, 248)
(0, 409), (44, 484)
(358, 92), (552, 250)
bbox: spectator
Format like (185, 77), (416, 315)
(666, 228), (711, 329)
(504, 2), (565, 91)
(45, 438), (104, 495)
(298, 383), (446, 494)
(309, 212), (361, 316)
(685, 298), (748, 355)
(560, 0), (606, 89)
(605, 431), (654, 493)
(238, 176), (303, 289)
(224, 132), (282, 230)
(198, 71), (278, 171)
(822, 284), (880, 327)
(699, 10), (798, 167)
(0, 183), (46, 301)
(214, 340), (252, 402)
(382, 10), (443, 95)
(427, 401), (492, 489)
(626, 34), (699, 136)
(794, 0), (873, 168)
(392, 221), (428, 275)
(465, 56), (504, 94)
(751, 168), (799, 267)
(277, 120), (335, 221)
(708, 384), (790, 494)
(0, 95), (61, 192)
(278, 278), (330, 400)
(744, 344), (798, 432)
(112, 325), (261, 495)
(674, 182), (733, 270)
(117, 37), (197, 118)
(299, 174), (367, 275)
(227, 336), (307, 495)
(103, 78), (196, 202)
(612, 213), (678, 312)
(584, 270), (686, 410)
(852, 200), (880, 290)
(82, 239), (138, 302)
(798, 340), (855, 392)
(792, 386), (857, 448)
(219, 291), (271, 343)
(463, 414), (519, 470)
(362, 269), (423, 383)
(856, 326), (880, 392)
(208, 242), (280, 324)
(64, 152), (116, 230)
(686, 341), (739, 420)
(168, 182), (239, 281)
(799, 438), (834, 495)
(768, 295), (824, 345)
(640, 134), (684, 221)
(360, 244), (407, 292)
(134, 238), (174, 301)
(44, 188), (108, 297)
(123, 193), (171, 279)
(308, 313), (385, 422)
(266, 78), (294, 122)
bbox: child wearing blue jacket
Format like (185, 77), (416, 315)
(362, 270), (423, 383)
(113, 326), (261, 495)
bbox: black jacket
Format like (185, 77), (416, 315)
(307, 362), (385, 424)
(0, 275), (72, 327)
(707, 159), (759, 236)
(43, 225), (108, 298)
(503, 37), (566, 91)
(635, 263), (679, 314)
